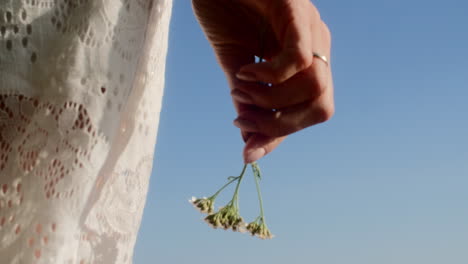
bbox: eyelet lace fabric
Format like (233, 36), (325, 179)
(0, 0), (172, 263)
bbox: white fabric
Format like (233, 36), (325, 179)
(0, 0), (172, 263)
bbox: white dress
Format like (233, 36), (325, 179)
(0, 0), (172, 263)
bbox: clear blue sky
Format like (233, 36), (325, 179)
(134, 0), (468, 263)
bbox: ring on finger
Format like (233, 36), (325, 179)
(313, 52), (329, 66)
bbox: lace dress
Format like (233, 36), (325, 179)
(0, 0), (172, 263)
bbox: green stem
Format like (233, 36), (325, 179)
(231, 164), (248, 208)
(253, 164), (265, 220)
(211, 176), (239, 199)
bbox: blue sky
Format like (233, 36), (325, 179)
(134, 0), (468, 263)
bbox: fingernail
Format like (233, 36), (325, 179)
(245, 148), (266, 164)
(233, 118), (258, 131)
(231, 90), (253, 104)
(236, 71), (257, 82)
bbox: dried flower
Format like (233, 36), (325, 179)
(190, 162), (273, 239)
(204, 204), (245, 232)
(246, 218), (274, 239)
(189, 196), (215, 214)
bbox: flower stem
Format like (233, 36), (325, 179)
(211, 176), (239, 199)
(231, 164), (248, 208)
(253, 164), (265, 220)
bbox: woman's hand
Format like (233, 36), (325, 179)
(192, 0), (334, 163)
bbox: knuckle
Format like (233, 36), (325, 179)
(268, 71), (286, 85)
(306, 1), (321, 20)
(270, 48), (311, 85)
(294, 48), (313, 72)
(265, 111), (293, 137)
(315, 103), (335, 123)
(321, 21), (332, 45)
(269, 49), (312, 85)
(309, 71), (329, 97)
(316, 75), (329, 94)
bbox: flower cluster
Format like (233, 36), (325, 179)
(204, 204), (245, 232)
(246, 218), (274, 239)
(190, 162), (274, 239)
(189, 196), (214, 214)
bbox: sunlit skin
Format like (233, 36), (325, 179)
(192, 0), (334, 163)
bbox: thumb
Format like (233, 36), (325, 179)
(243, 133), (286, 164)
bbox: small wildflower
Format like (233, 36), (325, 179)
(189, 196), (214, 214)
(232, 218), (247, 233)
(246, 219), (274, 240)
(204, 204), (245, 232)
(246, 221), (260, 234)
(191, 163), (274, 239)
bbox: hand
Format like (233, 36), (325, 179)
(192, 0), (334, 163)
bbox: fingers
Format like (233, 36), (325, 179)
(237, 104), (288, 164)
(194, 0), (333, 163)
(231, 62), (328, 110)
(233, 53), (334, 138)
(232, 19), (332, 160)
(243, 133), (286, 164)
(235, 18), (315, 85)
(234, 99), (334, 138)
(236, 48), (313, 85)
(233, 73), (334, 138)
